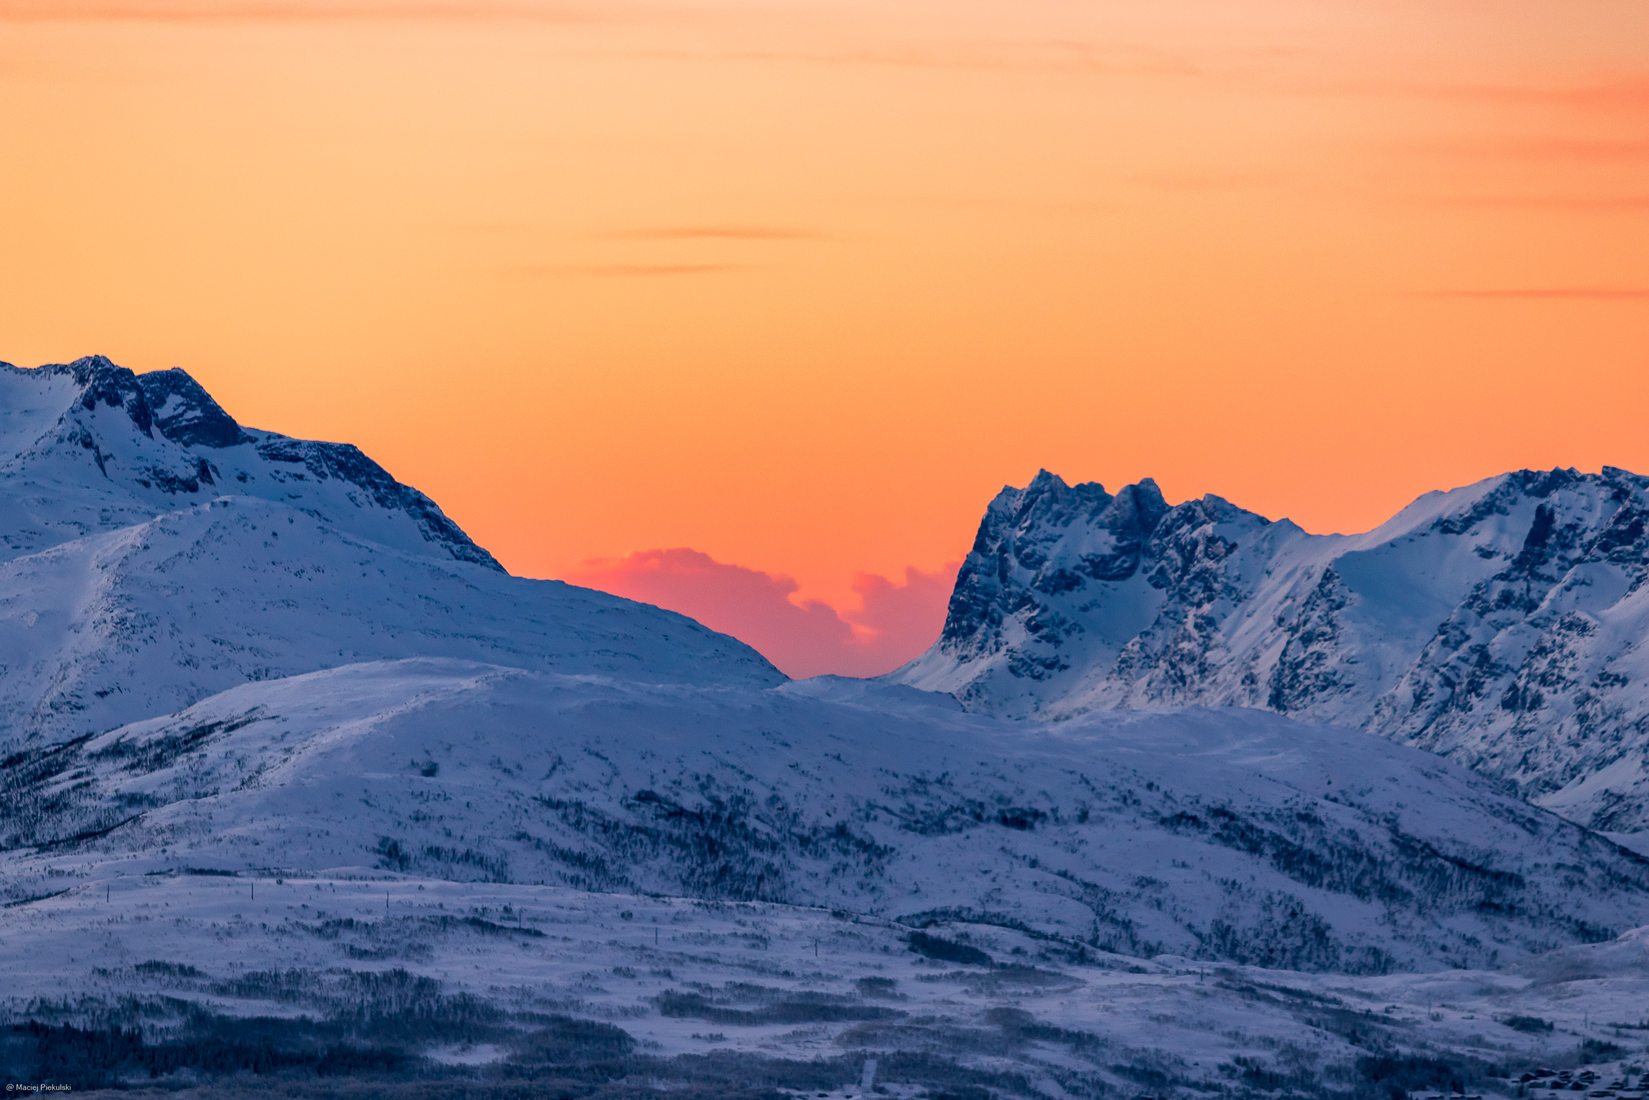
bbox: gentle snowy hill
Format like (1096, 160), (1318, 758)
(6, 659), (1648, 975)
(0, 497), (779, 749)
(897, 467), (1649, 831)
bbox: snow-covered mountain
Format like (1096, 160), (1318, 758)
(897, 467), (1649, 831)
(0, 356), (498, 568)
(0, 358), (779, 747)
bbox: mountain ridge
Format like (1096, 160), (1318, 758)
(898, 464), (1649, 830)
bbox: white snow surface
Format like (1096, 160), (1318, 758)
(0, 497), (777, 747)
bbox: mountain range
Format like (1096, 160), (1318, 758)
(3, 356), (1649, 1096)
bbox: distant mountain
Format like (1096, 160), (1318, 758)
(0, 357), (779, 747)
(896, 467), (1649, 831)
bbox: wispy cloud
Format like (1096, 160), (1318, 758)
(514, 262), (753, 278)
(1127, 169), (1278, 193)
(0, 0), (661, 25)
(600, 225), (827, 242)
(1418, 287), (1649, 301)
(1436, 75), (1649, 111)
(1315, 73), (1649, 113)
(1418, 194), (1649, 212)
(611, 39), (1209, 79)
(1431, 137), (1649, 164)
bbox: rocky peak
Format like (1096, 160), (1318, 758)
(138, 367), (248, 449)
(46, 354), (157, 437)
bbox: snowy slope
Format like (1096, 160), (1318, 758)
(897, 468), (1649, 830)
(6, 659), (1647, 975)
(0, 497), (779, 748)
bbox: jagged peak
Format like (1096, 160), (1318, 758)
(1114, 477), (1169, 518)
(1025, 468), (1070, 493)
(1009, 471), (1171, 508)
(44, 353), (122, 376)
(28, 354), (136, 393)
(974, 473), (1187, 552)
(49, 355), (156, 437)
(1466, 465), (1642, 499)
(1127, 475), (1164, 498)
(1501, 466), (1587, 498)
(985, 469), (1079, 510)
(137, 366), (248, 449)
(1189, 491), (1263, 520)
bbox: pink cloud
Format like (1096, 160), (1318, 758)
(563, 549), (957, 679)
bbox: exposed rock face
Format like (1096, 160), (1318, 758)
(898, 466), (1649, 831)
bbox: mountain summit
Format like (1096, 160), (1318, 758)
(0, 355), (499, 568)
(898, 466), (1649, 831)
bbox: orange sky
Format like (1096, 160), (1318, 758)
(2, 0), (1647, 673)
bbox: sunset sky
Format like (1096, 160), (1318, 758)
(3, 0), (1646, 676)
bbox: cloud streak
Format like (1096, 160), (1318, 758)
(1420, 194), (1649, 212)
(1436, 137), (1649, 164)
(0, 0), (656, 24)
(563, 548), (957, 679)
(612, 40), (1208, 79)
(514, 262), (754, 278)
(1314, 73), (1649, 113)
(600, 225), (826, 242)
(1418, 287), (1649, 301)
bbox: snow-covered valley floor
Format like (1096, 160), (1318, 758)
(4, 873), (1648, 1098)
